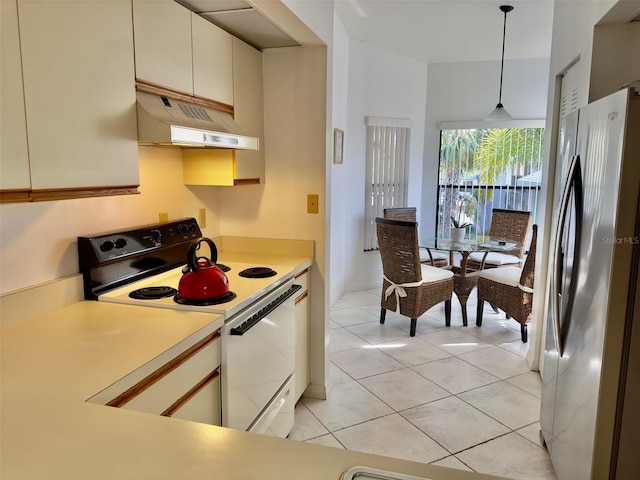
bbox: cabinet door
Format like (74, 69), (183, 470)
(133, 0), (193, 94)
(168, 371), (221, 425)
(192, 13), (233, 105)
(232, 37), (265, 183)
(0, 0), (30, 191)
(121, 336), (220, 415)
(183, 149), (236, 186)
(95, 329), (222, 427)
(18, 0), (139, 191)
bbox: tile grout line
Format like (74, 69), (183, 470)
(293, 294), (552, 477)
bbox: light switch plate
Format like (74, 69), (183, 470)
(198, 208), (207, 228)
(307, 194), (319, 214)
(159, 212), (169, 223)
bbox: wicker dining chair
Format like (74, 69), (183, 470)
(383, 207), (448, 267)
(467, 209), (532, 270)
(475, 224), (538, 342)
(376, 217), (454, 337)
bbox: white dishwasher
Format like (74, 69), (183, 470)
(222, 279), (300, 437)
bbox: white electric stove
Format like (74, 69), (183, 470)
(78, 218), (298, 438)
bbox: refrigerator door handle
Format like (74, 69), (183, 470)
(552, 154), (583, 357)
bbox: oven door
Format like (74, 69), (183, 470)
(222, 279), (300, 435)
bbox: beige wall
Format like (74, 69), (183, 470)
(0, 147), (217, 294)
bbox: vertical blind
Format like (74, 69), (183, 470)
(364, 117), (412, 251)
(559, 61), (580, 119)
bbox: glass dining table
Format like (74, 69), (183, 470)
(420, 237), (523, 326)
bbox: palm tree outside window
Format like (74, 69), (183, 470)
(436, 127), (545, 238)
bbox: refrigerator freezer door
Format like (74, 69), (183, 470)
(548, 89), (630, 480)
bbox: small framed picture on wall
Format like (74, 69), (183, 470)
(333, 128), (344, 164)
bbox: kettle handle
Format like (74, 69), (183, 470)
(186, 237), (218, 273)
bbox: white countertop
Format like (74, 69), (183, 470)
(1, 254), (507, 480)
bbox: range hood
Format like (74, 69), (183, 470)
(136, 91), (259, 150)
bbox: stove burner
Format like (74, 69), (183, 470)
(173, 291), (237, 306)
(129, 286), (178, 300)
(239, 267), (277, 278)
(216, 263), (231, 272)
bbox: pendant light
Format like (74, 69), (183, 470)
(486, 5), (514, 121)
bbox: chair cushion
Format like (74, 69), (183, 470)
(421, 264), (454, 282)
(419, 248), (448, 262)
(468, 251), (520, 266)
(478, 266), (522, 287)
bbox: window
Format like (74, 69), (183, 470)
(437, 126), (545, 238)
(363, 117), (412, 251)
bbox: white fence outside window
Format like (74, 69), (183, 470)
(437, 126), (545, 239)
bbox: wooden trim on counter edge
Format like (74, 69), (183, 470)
(1, 186), (139, 203)
(0, 189), (31, 203)
(161, 367), (220, 418)
(233, 178), (260, 186)
(106, 329), (221, 408)
(295, 291), (308, 305)
(135, 79), (234, 115)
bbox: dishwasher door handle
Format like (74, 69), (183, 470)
(230, 284), (301, 336)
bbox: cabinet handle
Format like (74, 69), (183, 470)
(160, 367), (220, 417)
(294, 268), (309, 280)
(295, 291), (308, 305)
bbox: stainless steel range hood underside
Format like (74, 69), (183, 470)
(136, 90), (259, 150)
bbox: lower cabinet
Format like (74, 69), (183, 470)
(90, 327), (222, 426)
(294, 269), (310, 402)
(168, 374), (220, 425)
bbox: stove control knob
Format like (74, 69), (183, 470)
(177, 224), (189, 234)
(189, 223), (197, 231)
(114, 238), (128, 249)
(150, 229), (162, 243)
(99, 240), (115, 252)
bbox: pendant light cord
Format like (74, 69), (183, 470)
(497, 5), (513, 106)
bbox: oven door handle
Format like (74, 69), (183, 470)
(230, 284), (301, 336)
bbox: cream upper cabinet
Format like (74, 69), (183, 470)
(192, 13), (233, 105)
(132, 0), (193, 94)
(0, 0), (30, 192)
(133, 2), (234, 106)
(232, 37), (265, 183)
(18, 0), (139, 192)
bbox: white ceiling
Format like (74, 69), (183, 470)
(334, 0), (555, 64)
(178, 0), (555, 65)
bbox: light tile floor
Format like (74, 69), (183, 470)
(289, 288), (558, 480)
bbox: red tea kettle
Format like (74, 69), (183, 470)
(177, 237), (230, 301)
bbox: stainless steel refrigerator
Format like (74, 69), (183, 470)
(540, 87), (640, 480)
